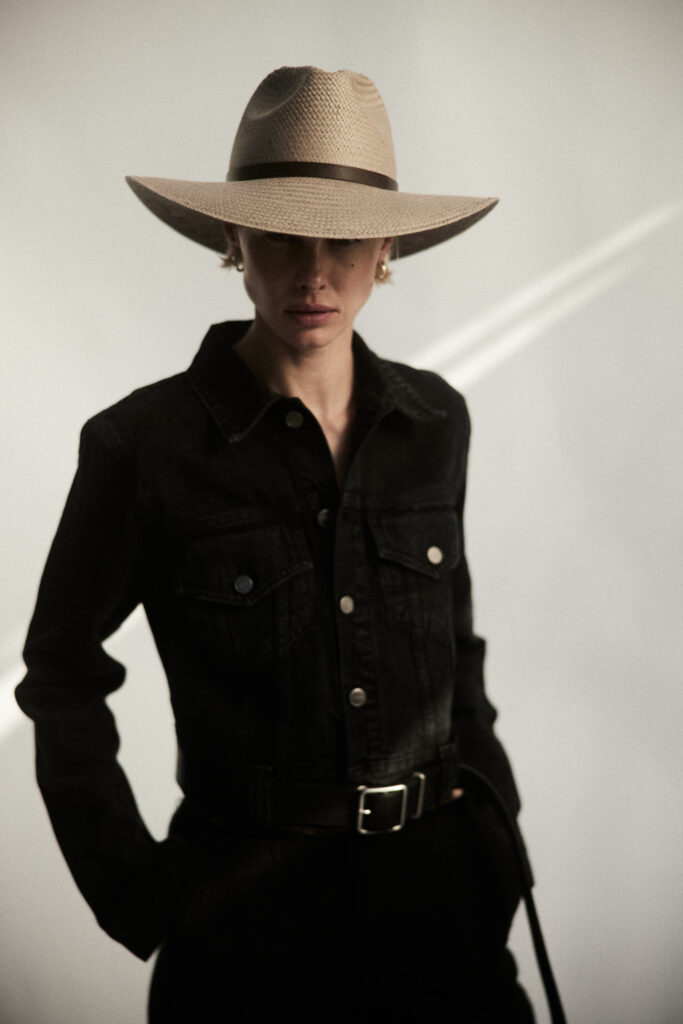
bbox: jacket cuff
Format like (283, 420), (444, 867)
(96, 835), (191, 961)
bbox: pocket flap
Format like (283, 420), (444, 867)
(176, 524), (312, 607)
(367, 508), (461, 578)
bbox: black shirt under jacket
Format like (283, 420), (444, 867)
(16, 320), (520, 959)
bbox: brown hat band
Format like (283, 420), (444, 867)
(227, 160), (398, 191)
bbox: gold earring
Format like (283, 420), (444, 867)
(229, 250), (244, 272)
(375, 259), (389, 282)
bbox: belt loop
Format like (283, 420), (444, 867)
(437, 742), (460, 803)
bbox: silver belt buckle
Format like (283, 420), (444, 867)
(356, 772), (428, 834)
(356, 783), (408, 834)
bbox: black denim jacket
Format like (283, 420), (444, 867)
(16, 320), (519, 959)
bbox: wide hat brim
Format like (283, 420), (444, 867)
(126, 174), (498, 259)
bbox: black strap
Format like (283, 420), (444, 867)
(228, 160), (398, 192)
(458, 764), (567, 1024)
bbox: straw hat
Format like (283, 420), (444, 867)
(126, 66), (498, 259)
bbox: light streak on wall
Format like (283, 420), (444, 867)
(417, 203), (682, 385)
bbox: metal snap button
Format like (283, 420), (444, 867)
(339, 595), (355, 615)
(317, 508), (331, 527)
(233, 574), (254, 595)
(285, 410), (304, 429)
(427, 545), (443, 565)
(349, 687), (367, 708)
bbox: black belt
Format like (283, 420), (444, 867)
(272, 767), (443, 833)
(177, 754), (448, 834)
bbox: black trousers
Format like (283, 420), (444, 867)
(149, 795), (534, 1023)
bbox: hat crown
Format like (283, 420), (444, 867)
(229, 66), (397, 182)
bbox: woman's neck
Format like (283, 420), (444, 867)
(235, 317), (357, 486)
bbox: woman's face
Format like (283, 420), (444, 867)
(229, 227), (393, 355)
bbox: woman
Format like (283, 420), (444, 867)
(17, 66), (541, 1022)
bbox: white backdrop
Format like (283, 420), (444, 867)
(2, 2), (682, 1022)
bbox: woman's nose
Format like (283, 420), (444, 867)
(294, 240), (327, 290)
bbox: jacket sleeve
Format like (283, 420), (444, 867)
(15, 417), (188, 960)
(449, 403), (522, 818)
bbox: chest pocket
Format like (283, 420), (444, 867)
(367, 507), (461, 636)
(175, 522), (313, 665)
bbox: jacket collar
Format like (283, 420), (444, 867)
(186, 320), (446, 444)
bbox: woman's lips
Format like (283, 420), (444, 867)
(285, 307), (337, 327)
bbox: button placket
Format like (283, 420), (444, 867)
(332, 505), (379, 767)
